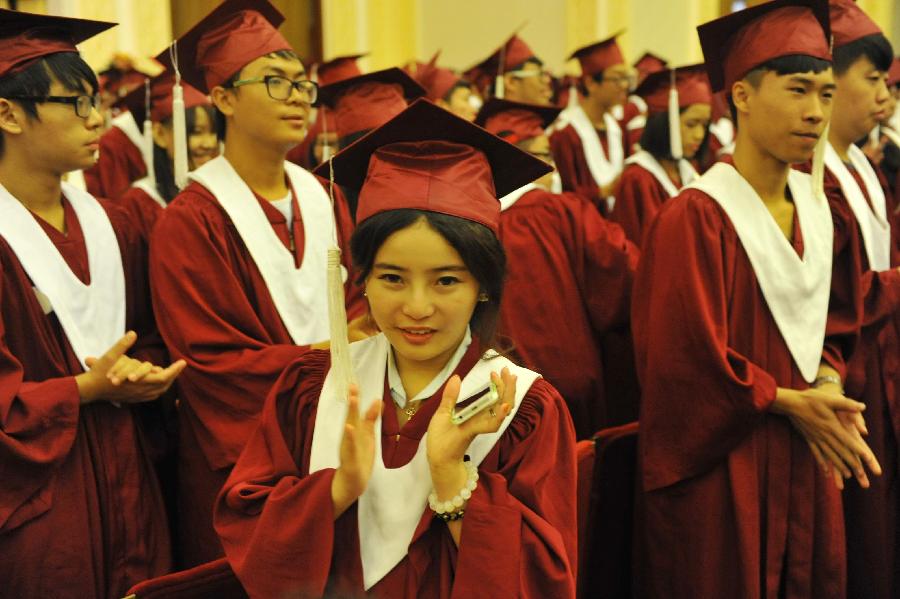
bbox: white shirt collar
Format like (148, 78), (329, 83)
(387, 327), (472, 407)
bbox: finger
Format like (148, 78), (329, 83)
(85, 357), (97, 368)
(832, 466), (844, 490)
(98, 331), (138, 369)
(138, 360), (187, 385)
(806, 440), (829, 474)
(817, 438), (852, 479)
(823, 394), (866, 412)
(500, 368), (517, 410)
(440, 375), (462, 414)
(127, 361), (155, 382)
(361, 401), (381, 434)
(346, 385), (360, 424)
(108, 357), (144, 384)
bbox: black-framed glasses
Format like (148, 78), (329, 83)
(229, 75), (318, 102)
(7, 94), (100, 118)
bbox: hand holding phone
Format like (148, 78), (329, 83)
(450, 381), (500, 425)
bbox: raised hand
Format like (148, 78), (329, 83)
(75, 331), (186, 405)
(331, 384), (381, 518)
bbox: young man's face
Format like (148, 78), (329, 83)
(584, 64), (630, 111)
(833, 55), (890, 142)
(220, 53), (312, 152)
(15, 77), (104, 173)
(439, 85), (477, 122)
(503, 61), (553, 105)
(737, 68), (835, 164)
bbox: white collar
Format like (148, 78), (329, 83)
(387, 328), (472, 407)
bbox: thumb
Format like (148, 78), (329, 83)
(439, 375), (462, 414)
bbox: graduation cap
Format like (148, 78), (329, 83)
(313, 98), (551, 235)
(697, 0), (831, 94)
(317, 67), (426, 140)
(464, 30), (537, 98)
(633, 51), (668, 86)
(570, 31), (626, 78)
(413, 51), (465, 102)
(313, 53), (366, 87)
(829, 0), (883, 49)
(475, 97), (560, 143)
(116, 70), (209, 125)
(164, 0), (292, 95)
(0, 8), (115, 78)
(634, 65), (712, 159)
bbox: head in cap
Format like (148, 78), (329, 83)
(633, 52), (669, 87)
(828, 0), (893, 148)
(698, 0), (834, 165)
(476, 97), (560, 190)
(634, 65), (712, 161)
(317, 67), (425, 149)
(315, 99), (549, 352)
(466, 33), (552, 106)
(571, 32), (631, 115)
(167, 0), (314, 154)
(411, 52), (477, 122)
(0, 9), (112, 171)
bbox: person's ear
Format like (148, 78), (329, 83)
(0, 98), (26, 137)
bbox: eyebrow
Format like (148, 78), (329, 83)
(260, 66), (307, 79)
(373, 263), (469, 273)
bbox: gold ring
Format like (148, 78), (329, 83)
(488, 408), (496, 417)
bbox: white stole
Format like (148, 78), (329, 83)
(824, 142), (891, 272)
(111, 111), (146, 164)
(132, 177), (167, 208)
(498, 182), (539, 211)
(189, 156), (336, 345)
(624, 150), (698, 198)
(0, 182), (126, 370)
(686, 162), (833, 382)
(309, 333), (540, 589)
(556, 104), (624, 191)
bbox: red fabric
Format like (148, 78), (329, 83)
(466, 34), (537, 84)
(611, 162), (677, 247)
(633, 185), (862, 597)
(333, 82), (408, 139)
(550, 123), (626, 213)
(484, 108), (547, 141)
(149, 177), (363, 567)
(83, 125), (147, 199)
(820, 164), (900, 599)
(118, 185), (164, 241)
(830, 0), (883, 49)
(126, 557), (247, 599)
(636, 67), (712, 115)
(888, 57), (900, 88)
(214, 349), (578, 598)
(574, 439), (595, 599)
(498, 189), (639, 438)
(0, 198), (171, 597)
(633, 52), (668, 85)
(356, 140), (500, 234)
(570, 36), (625, 77)
(315, 55), (364, 87)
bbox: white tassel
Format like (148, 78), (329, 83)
(169, 41), (189, 189)
(326, 157), (355, 401)
(320, 109), (332, 163)
(495, 75), (505, 99)
(142, 78), (156, 183)
(668, 70), (682, 160)
(811, 122), (830, 202)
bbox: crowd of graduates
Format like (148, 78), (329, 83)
(1, 0), (899, 597)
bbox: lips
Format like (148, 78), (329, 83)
(398, 327), (436, 346)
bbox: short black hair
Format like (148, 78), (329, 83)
(350, 210), (506, 351)
(154, 104), (218, 203)
(727, 54), (833, 122)
(489, 57), (543, 97)
(0, 52), (98, 155)
(833, 33), (893, 76)
(639, 108), (709, 161)
(214, 49), (302, 141)
(441, 80), (470, 103)
(575, 71), (607, 97)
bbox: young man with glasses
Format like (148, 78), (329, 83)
(0, 9), (185, 598)
(550, 34), (632, 215)
(464, 34), (553, 106)
(148, 0), (363, 567)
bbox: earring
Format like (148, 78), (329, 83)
(363, 290), (367, 297)
(478, 293), (489, 303)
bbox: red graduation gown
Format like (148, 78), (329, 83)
(83, 125), (147, 200)
(149, 177), (363, 567)
(498, 188), (639, 438)
(0, 199), (171, 598)
(550, 123), (624, 214)
(118, 185), (164, 242)
(820, 164), (900, 599)
(633, 187), (862, 598)
(611, 162), (677, 247)
(214, 348), (578, 599)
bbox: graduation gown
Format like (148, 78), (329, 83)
(83, 125), (147, 200)
(498, 188), (639, 438)
(611, 162), (679, 247)
(214, 348), (578, 599)
(149, 177), (363, 567)
(633, 186), (863, 598)
(550, 124), (624, 214)
(0, 199), (171, 598)
(118, 184), (165, 242)
(820, 164), (900, 599)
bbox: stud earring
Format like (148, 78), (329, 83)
(477, 293), (489, 302)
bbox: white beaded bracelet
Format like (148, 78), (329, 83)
(428, 460), (479, 517)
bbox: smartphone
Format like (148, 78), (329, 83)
(450, 381), (500, 425)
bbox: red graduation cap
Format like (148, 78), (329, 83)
(570, 31), (626, 77)
(413, 51), (464, 101)
(697, 0), (831, 94)
(475, 97), (560, 143)
(314, 53), (366, 87)
(313, 98), (551, 235)
(633, 52), (669, 85)
(0, 8), (114, 78)
(829, 0), (882, 49)
(164, 0), (291, 95)
(117, 71), (209, 124)
(317, 67), (426, 140)
(635, 64), (712, 115)
(464, 33), (539, 94)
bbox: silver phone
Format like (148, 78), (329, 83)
(450, 381), (500, 425)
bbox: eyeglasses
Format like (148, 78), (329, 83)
(228, 75), (318, 103)
(7, 94), (100, 118)
(603, 74), (635, 88)
(507, 68), (552, 81)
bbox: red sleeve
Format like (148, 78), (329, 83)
(550, 126), (603, 211)
(117, 187), (164, 243)
(633, 193), (777, 491)
(611, 165), (667, 247)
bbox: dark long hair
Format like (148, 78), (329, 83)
(153, 104), (217, 203)
(640, 108), (710, 162)
(350, 210), (506, 351)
